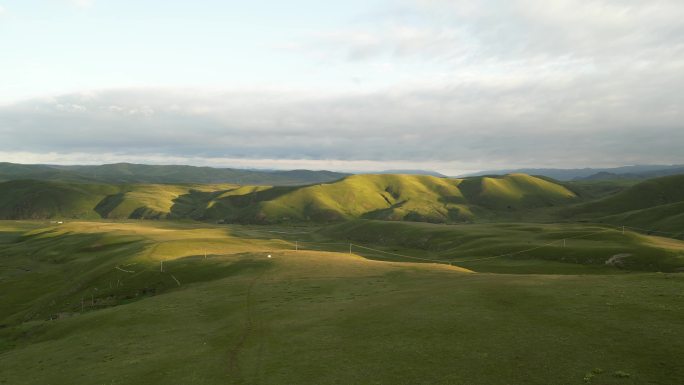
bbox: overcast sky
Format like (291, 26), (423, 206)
(0, 0), (682, 174)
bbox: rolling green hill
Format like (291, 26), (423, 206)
(565, 174), (684, 235)
(4, 173), (681, 230)
(203, 173), (579, 223)
(0, 181), (236, 220)
(563, 179), (638, 200)
(1, 170), (681, 384)
(1, 221), (684, 385)
(0, 162), (348, 186)
(0, 174), (580, 223)
(0, 180), (118, 219)
(95, 183), (238, 219)
(319, 219), (684, 273)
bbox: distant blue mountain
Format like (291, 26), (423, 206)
(461, 165), (684, 181)
(372, 170), (447, 177)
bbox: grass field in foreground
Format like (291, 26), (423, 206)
(1, 220), (683, 385)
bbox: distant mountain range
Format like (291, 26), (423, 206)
(0, 162), (348, 186)
(462, 165), (684, 181)
(371, 170), (447, 177)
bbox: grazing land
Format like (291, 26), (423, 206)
(0, 173), (584, 222)
(1, 173), (683, 234)
(1, 219), (683, 384)
(1, 172), (683, 384)
(4, 0), (683, 383)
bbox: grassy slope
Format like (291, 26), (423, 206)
(565, 175), (684, 235)
(93, 184), (189, 219)
(0, 181), (239, 221)
(0, 162), (348, 185)
(0, 174), (580, 224)
(563, 179), (638, 200)
(319, 220), (684, 273)
(96, 183), (238, 220)
(1, 221), (684, 385)
(204, 173), (579, 223)
(0, 180), (118, 219)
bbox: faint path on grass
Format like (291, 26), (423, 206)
(226, 268), (268, 383)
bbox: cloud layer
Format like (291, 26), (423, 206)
(1, 80), (681, 173)
(1, 0), (682, 173)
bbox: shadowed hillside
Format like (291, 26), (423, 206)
(0, 181), (236, 220)
(0, 174), (579, 223)
(0, 180), (118, 219)
(565, 175), (684, 235)
(202, 173), (578, 223)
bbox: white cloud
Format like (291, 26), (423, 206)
(0, 151), (480, 175)
(68, 0), (93, 8)
(0, 79), (682, 171)
(0, 0), (682, 171)
(291, 0), (683, 78)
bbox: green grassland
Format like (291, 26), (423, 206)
(563, 179), (639, 200)
(0, 173), (682, 234)
(0, 181), (238, 220)
(0, 173), (581, 224)
(2, 220), (684, 384)
(317, 220), (684, 273)
(1, 173), (683, 384)
(0, 162), (348, 186)
(564, 174), (684, 236)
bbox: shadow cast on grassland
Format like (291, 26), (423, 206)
(1, 223), (275, 327)
(0, 229), (148, 324)
(168, 186), (298, 222)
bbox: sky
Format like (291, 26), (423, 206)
(0, 0), (682, 175)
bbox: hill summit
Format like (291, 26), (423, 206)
(0, 173), (578, 223)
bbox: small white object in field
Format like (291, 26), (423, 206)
(57, 221), (63, 224)
(267, 255), (272, 258)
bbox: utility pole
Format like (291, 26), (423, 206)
(622, 226), (625, 235)
(563, 239), (566, 248)
(349, 243), (352, 254)
(295, 241), (298, 251)
(160, 260), (164, 272)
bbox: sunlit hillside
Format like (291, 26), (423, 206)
(0, 174), (580, 223)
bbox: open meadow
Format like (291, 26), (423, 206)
(1, 219), (683, 385)
(4, 0), (683, 383)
